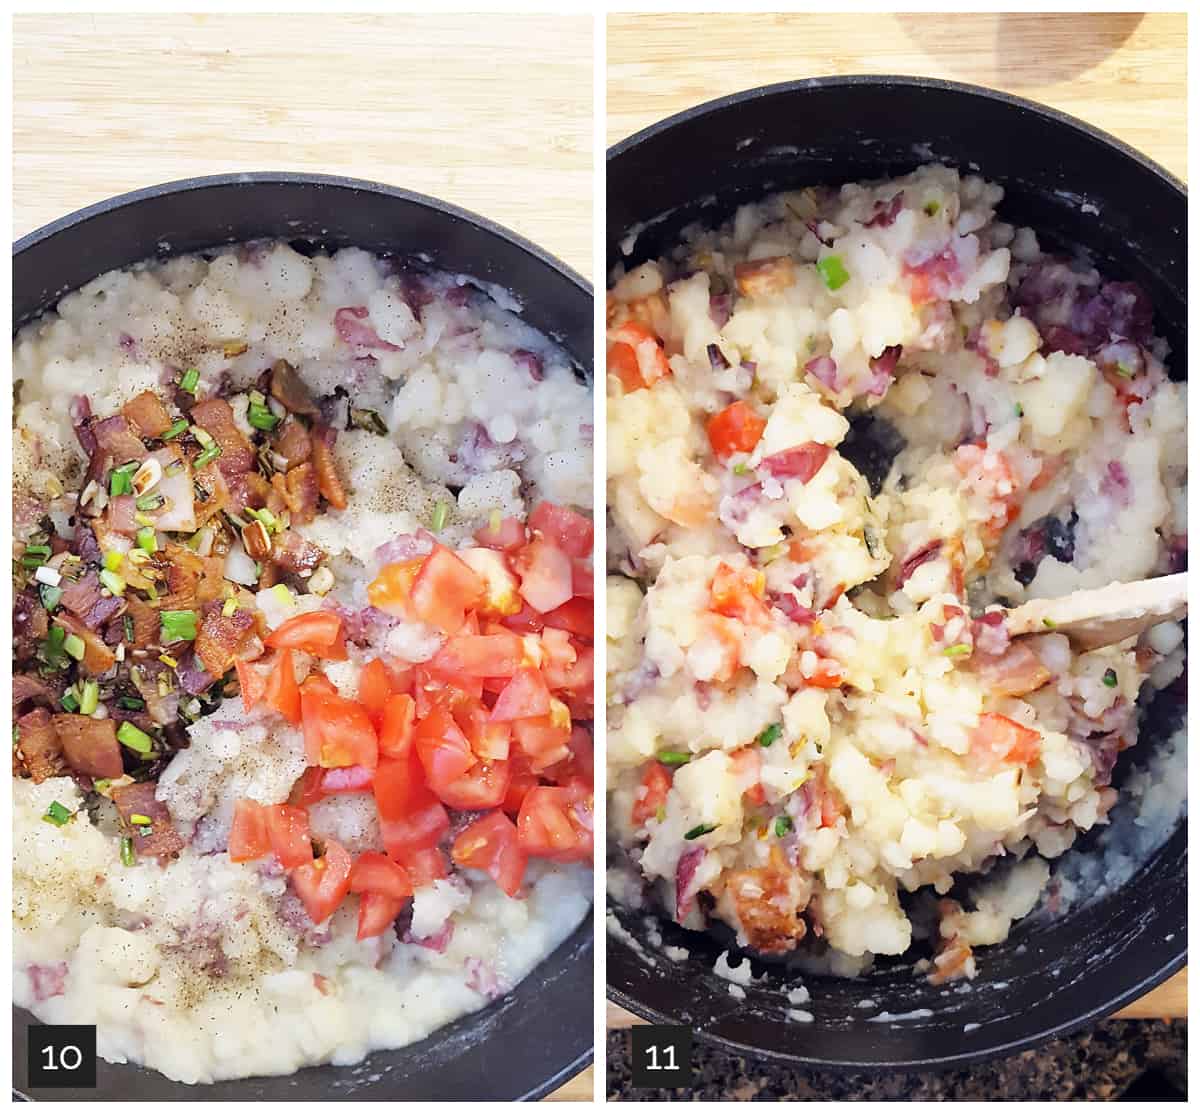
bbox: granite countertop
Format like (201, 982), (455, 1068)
(607, 1020), (1186, 1101)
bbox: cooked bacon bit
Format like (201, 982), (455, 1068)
(275, 462), (320, 524)
(718, 857), (812, 954)
(311, 424), (347, 509)
(227, 470), (272, 515)
(16, 709), (65, 783)
(929, 898), (976, 984)
(272, 530), (325, 577)
(192, 462), (231, 527)
(189, 397), (256, 477)
(160, 543), (225, 612)
(55, 613), (116, 676)
(897, 539), (943, 587)
(112, 781), (185, 860)
(72, 396), (97, 457)
(674, 847), (705, 922)
(274, 415), (313, 466)
(91, 415), (148, 463)
(29, 962), (68, 1002)
(124, 594), (161, 648)
(269, 360), (320, 417)
(59, 570), (124, 631)
(335, 306), (401, 351)
(734, 256), (797, 298)
(971, 640), (1051, 697)
(13, 674), (58, 710)
(863, 192), (904, 228)
(241, 520), (272, 560)
(195, 605), (256, 676)
(105, 494), (139, 536)
(52, 714), (124, 780)
(73, 522), (103, 563)
(13, 590), (50, 662)
(175, 653), (215, 696)
(121, 390), (174, 439)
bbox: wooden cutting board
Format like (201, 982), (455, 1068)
(13, 11), (594, 1103)
(606, 10), (1185, 1027)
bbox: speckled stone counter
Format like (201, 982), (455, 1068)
(606, 1020), (1186, 1101)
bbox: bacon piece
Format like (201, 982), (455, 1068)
(311, 424), (347, 509)
(269, 360), (320, 417)
(734, 256), (796, 298)
(13, 590), (50, 663)
(159, 543), (225, 612)
(121, 594), (159, 649)
(274, 415), (313, 466)
(972, 640), (1052, 697)
(52, 714), (124, 779)
(111, 781), (185, 860)
(16, 709), (65, 783)
(272, 530), (325, 577)
(60, 570), (120, 630)
(121, 391), (173, 439)
(91, 415), (147, 463)
(718, 857), (812, 955)
(189, 397), (255, 478)
(73, 522), (103, 563)
(176, 652), (215, 696)
(275, 463), (320, 524)
(195, 605), (256, 676)
(55, 613), (116, 676)
(192, 461), (230, 527)
(226, 470), (272, 515)
(863, 192), (904, 228)
(105, 494), (139, 536)
(13, 674), (58, 710)
(335, 306), (401, 351)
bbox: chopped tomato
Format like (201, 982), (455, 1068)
(572, 559), (594, 600)
(414, 705), (476, 787)
(235, 659), (269, 712)
(528, 502), (594, 559)
(458, 547), (523, 617)
(349, 851), (414, 899)
(710, 562), (771, 626)
(607, 338), (645, 392)
(452, 811), (527, 897)
(300, 672), (338, 698)
(544, 724), (594, 790)
(543, 642), (593, 704)
(291, 764), (374, 805)
(398, 845), (449, 887)
(474, 515), (527, 552)
(301, 686), (379, 770)
(357, 658), (395, 728)
(291, 839), (352, 924)
(430, 632), (526, 678)
(266, 804), (314, 870)
(378, 693), (417, 758)
(707, 401), (767, 458)
(511, 703), (572, 771)
(502, 752), (540, 816)
(491, 667), (552, 722)
(368, 558), (425, 618)
(517, 784), (593, 863)
(265, 611), (347, 659)
(730, 747), (766, 806)
(406, 547), (485, 634)
(512, 539), (573, 613)
(631, 762), (672, 826)
(229, 798), (271, 861)
(374, 751), (450, 854)
(454, 698), (511, 761)
(972, 712), (1041, 766)
(540, 598), (593, 639)
(806, 661), (845, 689)
(607, 321), (670, 392)
(436, 759), (511, 810)
(357, 891), (408, 940)
(500, 602), (546, 634)
(261, 649), (301, 724)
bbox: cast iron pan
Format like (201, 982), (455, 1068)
(13, 172), (593, 1100)
(606, 77), (1186, 1069)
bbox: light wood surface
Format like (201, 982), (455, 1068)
(607, 11), (1186, 183)
(606, 10), (1185, 1028)
(13, 13), (593, 277)
(13, 12), (593, 1103)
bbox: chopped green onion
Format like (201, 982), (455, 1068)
(39, 583), (63, 611)
(103, 549), (124, 572)
(192, 426), (214, 447)
(349, 408), (388, 436)
(117, 721), (154, 755)
(923, 200), (941, 217)
(60, 691), (80, 713)
(179, 367), (200, 394)
(654, 804), (667, 823)
(1014, 403), (1024, 418)
(1102, 668), (1118, 688)
(135, 493), (164, 512)
(79, 679), (100, 716)
(160, 609), (198, 642)
(816, 254), (851, 291)
(270, 583), (292, 605)
(120, 836), (136, 866)
(110, 469), (133, 496)
(684, 823), (718, 841)
(43, 801), (73, 827)
(45, 625), (67, 656)
(430, 500), (450, 532)
(774, 815), (793, 838)
(1042, 618), (1057, 629)
(757, 723), (783, 748)
(194, 443), (222, 469)
(1114, 361), (1134, 380)
(136, 527), (158, 553)
(943, 643), (972, 657)
(247, 400), (281, 431)
(99, 569), (126, 596)
(129, 813), (153, 826)
(658, 750), (691, 767)
(732, 461), (749, 475)
(162, 418), (189, 441)
(123, 614), (135, 643)
(249, 506), (278, 531)
(117, 696), (145, 710)
(22, 544), (51, 562)
(63, 633), (86, 661)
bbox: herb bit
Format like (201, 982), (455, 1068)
(117, 721), (154, 755)
(430, 500), (450, 532)
(684, 823), (718, 841)
(79, 680), (100, 716)
(816, 254), (851, 291)
(350, 408), (388, 436)
(161, 418), (189, 441)
(63, 633), (86, 661)
(43, 801), (74, 827)
(757, 723), (783, 748)
(248, 398), (281, 432)
(774, 815), (794, 838)
(120, 836), (137, 867)
(942, 643), (972, 657)
(179, 367), (201, 394)
(39, 583), (63, 612)
(657, 750), (691, 767)
(1102, 668), (1118, 688)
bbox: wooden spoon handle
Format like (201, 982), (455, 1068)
(1005, 573), (1187, 650)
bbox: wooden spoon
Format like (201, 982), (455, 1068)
(1005, 572), (1187, 651)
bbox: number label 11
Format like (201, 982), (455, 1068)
(631, 1024), (694, 1088)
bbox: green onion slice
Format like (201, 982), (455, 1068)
(63, 633), (86, 661)
(117, 721), (154, 755)
(774, 815), (794, 838)
(43, 801), (73, 827)
(160, 609), (199, 642)
(162, 418), (189, 441)
(816, 254), (851, 291)
(684, 823), (718, 841)
(179, 367), (200, 394)
(657, 750), (691, 767)
(757, 723), (783, 748)
(120, 836), (136, 866)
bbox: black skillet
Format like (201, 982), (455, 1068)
(606, 76), (1186, 1069)
(13, 172), (593, 1101)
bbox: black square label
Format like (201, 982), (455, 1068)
(27, 1025), (97, 1089)
(631, 1023), (693, 1088)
